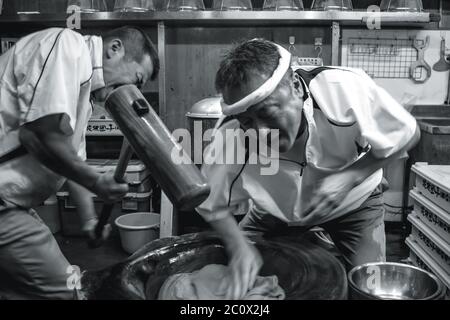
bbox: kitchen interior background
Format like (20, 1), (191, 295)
(0, 1), (448, 227)
(0, 0), (449, 292)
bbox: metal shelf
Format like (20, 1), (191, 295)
(0, 11), (439, 28)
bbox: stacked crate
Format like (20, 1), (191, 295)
(57, 159), (154, 236)
(406, 163), (450, 297)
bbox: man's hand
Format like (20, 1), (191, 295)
(302, 124), (420, 225)
(82, 217), (112, 242)
(302, 171), (357, 224)
(220, 241), (263, 300)
(208, 213), (263, 300)
(92, 170), (129, 203)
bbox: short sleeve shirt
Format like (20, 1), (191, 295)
(197, 66), (417, 226)
(0, 28), (104, 208)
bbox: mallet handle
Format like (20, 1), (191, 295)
(88, 139), (133, 248)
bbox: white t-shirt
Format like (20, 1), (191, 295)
(196, 66), (417, 226)
(0, 28), (105, 208)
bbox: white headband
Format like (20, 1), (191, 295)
(220, 43), (292, 116)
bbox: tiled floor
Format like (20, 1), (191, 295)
(55, 233), (128, 271)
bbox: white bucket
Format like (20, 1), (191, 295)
(115, 212), (160, 254)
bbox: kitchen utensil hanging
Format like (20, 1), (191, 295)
(433, 33), (450, 72)
(409, 36), (432, 83)
(290, 36), (324, 67)
(375, 44), (398, 56)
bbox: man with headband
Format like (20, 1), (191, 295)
(196, 39), (420, 299)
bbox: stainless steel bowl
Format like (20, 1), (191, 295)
(348, 262), (445, 300)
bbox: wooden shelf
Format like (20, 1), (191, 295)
(0, 11), (439, 28)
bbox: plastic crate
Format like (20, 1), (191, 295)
(411, 163), (450, 213)
(57, 191), (152, 237)
(406, 237), (450, 297)
(87, 159), (152, 193)
(407, 214), (450, 276)
(59, 159), (152, 194)
(410, 189), (450, 245)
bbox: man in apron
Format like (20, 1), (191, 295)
(0, 26), (159, 299)
(196, 39), (420, 300)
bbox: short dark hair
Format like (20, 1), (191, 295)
(215, 39), (291, 94)
(103, 26), (160, 81)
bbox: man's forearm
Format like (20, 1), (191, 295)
(68, 181), (97, 228)
(209, 214), (250, 252)
(19, 126), (99, 191)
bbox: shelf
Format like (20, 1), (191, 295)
(0, 11), (439, 28)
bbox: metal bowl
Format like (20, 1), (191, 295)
(348, 262), (445, 300)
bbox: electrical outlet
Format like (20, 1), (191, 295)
(315, 38), (323, 46)
(296, 57), (324, 66)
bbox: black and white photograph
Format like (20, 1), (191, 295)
(0, 0), (449, 307)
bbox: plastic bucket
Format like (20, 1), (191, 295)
(115, 212), (160, 254)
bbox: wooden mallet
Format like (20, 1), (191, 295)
(88, 139), (133, 249)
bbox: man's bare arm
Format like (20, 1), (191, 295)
(19, 114), (99, 190)
(209, 213), (262, 300)
(304, 125), (421, 218)
(19, 113), (128, 202)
